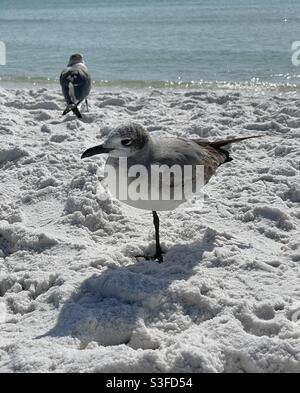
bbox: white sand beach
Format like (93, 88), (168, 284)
(0, 87), (299, 372)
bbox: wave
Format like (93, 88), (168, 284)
(0, 75), (300, 93)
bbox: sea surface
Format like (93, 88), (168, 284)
(0, 0), (300, 90)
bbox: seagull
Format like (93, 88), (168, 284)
(60, 53), (91, 119)
(81, 123), (261, 262)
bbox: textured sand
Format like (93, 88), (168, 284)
(0, 87), (299, 372)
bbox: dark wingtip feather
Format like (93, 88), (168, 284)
(209, 134), (263, 149)
(221, 150), (233, 163)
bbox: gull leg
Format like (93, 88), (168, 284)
(152, 211), (163, 263)
(71, 105), (82, 119)
(85, 99), (89, 112)
(135, 211), (164, 263)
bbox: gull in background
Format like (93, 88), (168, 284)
(81, 123), (261, 262)
(60, 53), (91, 119)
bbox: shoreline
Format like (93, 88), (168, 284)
(1, 77), (300, 96)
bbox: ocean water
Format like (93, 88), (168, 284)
(0, 0), (300, 90)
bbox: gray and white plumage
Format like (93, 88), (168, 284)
(60, 53), (91, 118)
(81, 123), (261, 211)
(81, 123), (261, 262)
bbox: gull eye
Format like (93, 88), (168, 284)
(121, 139), (132, 146)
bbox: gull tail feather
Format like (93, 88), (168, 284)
(208, 134), (263, 148)
(210, 135), (263, 164)
(195, 134), (263, 164)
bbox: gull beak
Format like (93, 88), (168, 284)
(81, 145), (112, 159)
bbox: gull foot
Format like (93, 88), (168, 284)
(135, 251), (165, 263)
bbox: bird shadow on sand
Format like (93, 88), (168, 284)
(40, 228), (217, 349)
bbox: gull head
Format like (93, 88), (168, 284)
(68, 53), (85, 67)
(81, 123), (150, 159)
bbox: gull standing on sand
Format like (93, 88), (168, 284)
(81, 123), (261, 262)
(60, 53), (91, 119)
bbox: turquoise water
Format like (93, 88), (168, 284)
(0, 0), (300, 89)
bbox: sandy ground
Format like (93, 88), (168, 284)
(0, 87), (299, 373)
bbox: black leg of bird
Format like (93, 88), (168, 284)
(152, 211), (163, 263)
